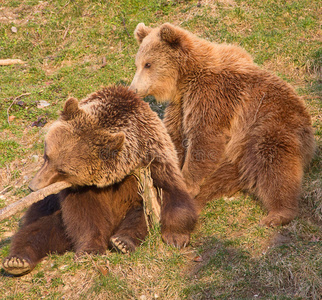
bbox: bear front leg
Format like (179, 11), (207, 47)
(181, 135), (226, 197)
(150, 161), (198, 248)
(163, 102), (186, 168)
(3, 211), (72, 276)
(110, 205), (148, 254)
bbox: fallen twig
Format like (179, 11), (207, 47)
(0, 181), (72, 222)
(7, 92), (31, 125)
(62, 25), (70, 40)
(0, 59), (25, 66)
(101, 56), (107, 68)
(122, 17), (131, 38)
(0, 186), (12, 195)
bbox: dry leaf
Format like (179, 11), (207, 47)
(193, 256), (203, 262)
(8, 115), (15, 122)
(31, 116), (47, 127)
(311, 236), (320, 242)
(96, 265), (109, 276)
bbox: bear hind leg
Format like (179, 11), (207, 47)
(257, 169), (301, 227)
(242, 132), (304, 227)
(2, 257), (32, 276)
(2, 211), (72, 276)
(110, 205), (148, 254)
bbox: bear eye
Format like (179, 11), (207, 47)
(144, 62), (151, 69)
(57, 169), (67, 176)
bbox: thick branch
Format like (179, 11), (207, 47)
(0, 181), (72, 222)
(0, 59), (25, 66)
(0, 168), (160, 226)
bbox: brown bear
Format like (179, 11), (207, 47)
(2, 85), (197, 276)
(130, 23), (315, 227)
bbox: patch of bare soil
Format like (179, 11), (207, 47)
(0, 2), (49, 25)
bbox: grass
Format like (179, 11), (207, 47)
(0, 0), (321, 299)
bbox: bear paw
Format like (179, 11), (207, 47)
(260, 211), (295, 227)
(2, 257), (32, 276)
(162, 232), (190, 249)
(110, 236), (135, 254)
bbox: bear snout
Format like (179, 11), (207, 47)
(129, 85), (138, 94)
(28, 180), (39, 192)
(29, 165), (61, 191)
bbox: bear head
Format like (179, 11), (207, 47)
(130, 23), (255, 104)
(130, 23), (193, 102)
(29, 91), (142, 191)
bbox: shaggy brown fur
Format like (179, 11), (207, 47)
(3, 86), (197, 276)
(130, 23), (315, 227)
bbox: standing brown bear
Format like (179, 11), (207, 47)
(2, 86), (197, 276)
(130, 23), (315, 227)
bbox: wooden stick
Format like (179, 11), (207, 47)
(0, 59), (25, 66)
(0, 181), (72, 222)
(122, 17), (131, 38)
(0, 168), (160, 224)
(132, 167), (161, 230)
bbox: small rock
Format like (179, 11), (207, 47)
(11, 26), (17, 33)
(32, 155), (39, 162)
(37, 100), (50, 109)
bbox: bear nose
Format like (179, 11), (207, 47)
(28, 183), (35, 192)
(129, 85), (138, 93)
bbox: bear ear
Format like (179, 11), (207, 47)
(97, 132), (125, 160)
(159, 23), (180, 46)
(61, 97), (81, 120)
(159, 23), (192, 51)
(134, 23), (152, 44)
(108, 132), (125, 152)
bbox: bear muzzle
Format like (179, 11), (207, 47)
(29, 166), (62, 192)
(129, 83), (138, 94)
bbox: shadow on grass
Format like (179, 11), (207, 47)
(185, 235), (321, 299)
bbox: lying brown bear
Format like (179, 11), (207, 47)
(2, 86), (197, 276)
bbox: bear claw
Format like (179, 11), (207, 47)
(2, 257), (32, 276)
(110, 237), (131, 254)
(161, 232), (190, 249)
(260, 211), (295, 227)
